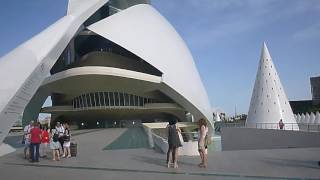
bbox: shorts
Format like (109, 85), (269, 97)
(24, 140), (30, 148)
(50, 141), (61, 150)
(63, 141), (70, 148)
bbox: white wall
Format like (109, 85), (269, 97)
(221, 127), (320, 151)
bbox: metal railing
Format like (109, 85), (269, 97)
(217, 122), (320, 132)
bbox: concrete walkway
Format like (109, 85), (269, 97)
(0, 128), (320, 180)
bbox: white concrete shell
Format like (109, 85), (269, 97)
(87, 4), (212, 124)
(0, 1), (212, 144)
(246, 42), (298, 130)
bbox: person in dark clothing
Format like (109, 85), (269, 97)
(166, 118), (182, 168)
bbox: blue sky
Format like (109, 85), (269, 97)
(0, 0), (319, 115)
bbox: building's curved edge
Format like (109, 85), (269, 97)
(87, 4), (213, 127)
(42, 66), (162, 86)
(0, 0), (109, 144)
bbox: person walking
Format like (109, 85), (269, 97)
(166, 119), (182, 168)
(30, 122), (42, 162)
(198, 119), (208, 168)
(279, 119), (285, 130)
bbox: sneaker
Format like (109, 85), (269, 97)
(173, 163), (178, 169)
(67, 155), (71, 158)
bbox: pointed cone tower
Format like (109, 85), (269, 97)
(315, 112), (320, 124)
(310, 112), (315, 124)
(246, 42), (299, 130)
(301, 113), (306, 123)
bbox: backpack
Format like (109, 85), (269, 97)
(53, 133), (59, 142)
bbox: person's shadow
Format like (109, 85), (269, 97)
(131, 155), (196, 167)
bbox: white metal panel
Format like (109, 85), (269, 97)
(0, 0), (109, 144)
(246, 42), (298, 130)
(87, 4), (212, 123)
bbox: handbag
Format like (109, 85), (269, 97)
(177, 131), (183, 147)
(204, 134), (212, 146)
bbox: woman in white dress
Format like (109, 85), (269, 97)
(198, 119), (208, 168)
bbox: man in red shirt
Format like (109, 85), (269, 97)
(30, 122), (42, 162)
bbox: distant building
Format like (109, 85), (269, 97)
(289, 76), (320, 114)
(311, 76), (320, 105)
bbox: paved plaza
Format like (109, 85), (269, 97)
(1, 128), (320, 180)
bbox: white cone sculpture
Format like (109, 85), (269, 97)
(305, 113), (310, 124)
(246, 42), (299, 130)
(296, 114), (301, 123)
(301, 113), (306, 124)
(315, 112), (320, 124)
(310, 112), (316, 124)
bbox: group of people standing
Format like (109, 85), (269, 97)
(166, 118), (209, 168)
(23, 121), (72, 162)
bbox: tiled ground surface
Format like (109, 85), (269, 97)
(1, 128), (320, 180)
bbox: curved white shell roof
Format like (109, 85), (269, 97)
(88, 4), (212, 122)
(0, 1), (212, 144)
(246, 42), (298, 130)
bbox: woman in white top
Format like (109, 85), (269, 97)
(198, 119), (208, 168)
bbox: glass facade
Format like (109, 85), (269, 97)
(72, 92), (160, 109)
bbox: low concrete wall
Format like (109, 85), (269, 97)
(152, 133), (199, 156)
(221, 127), (320, 151)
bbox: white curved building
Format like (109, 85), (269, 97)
(0, 0), (212, 144)
(246, 42), (298, 130)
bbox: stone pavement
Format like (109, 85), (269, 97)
(0, 128), (320, 180)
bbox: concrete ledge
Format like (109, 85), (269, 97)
(0, 143), (16, 157)
(221, 127), (320, 151)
